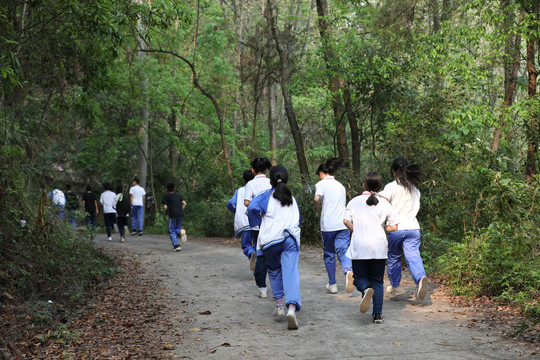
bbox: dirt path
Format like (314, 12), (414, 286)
(98, 234), (538, 360)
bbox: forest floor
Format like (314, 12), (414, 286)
(15, 233), (540, 359)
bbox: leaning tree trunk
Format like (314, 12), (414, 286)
(526, 5), (539, 178)
(266, 0), (310, 180)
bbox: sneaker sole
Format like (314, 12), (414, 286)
(273, 308), (285, 316)
(417, 276), (428, 300)
(286, 311), (298, 330)
(360, 288), (374, 313)
(326, 285), (338, 294)
(373, 317), (384, 324)
(345, 271), (355, 293)
(249, 252), (257, 271)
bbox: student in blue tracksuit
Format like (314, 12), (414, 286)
(227, 170), (255, 268)
(247, 165), (301, 330)
(314, 158), (353, 294)
(243, 157), (272, 298)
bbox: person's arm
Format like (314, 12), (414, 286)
(94, 200), (99, 214)
(344, 219), (353, 232)
(384, 224), (398, 232)
(227, 190), (238, 213)
(314, 195), (322, 212)
(244, 199), (250, 207)
(182, 200), (187, 210)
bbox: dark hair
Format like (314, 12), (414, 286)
(65, 184), (71, 190)
(167, 182), (175, 192)
(86, 185), (92, 191)
(269, 165), (293, 206)
(364, 172), (382, 206)
(102, 182), (113, 191)
(251, 157), (272, 174)
(243, 169), (255, 184)
(133, 177), (139, 184)
(116, 186), (123, 194)
(390, 157), (425, 192)
(316, 157), (347, 175)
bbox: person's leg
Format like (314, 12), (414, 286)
(104, 213), (112, 237)
(351, 259), (370, 293)
(85, 211), (90, 226)
(402, 230), (426, 285)
(334, 229), (352, 274)
(280, 237), (301, 311)
(117, 217), (126, 238)
(168, 218), (179, 247)
(90, 211), (96, 227)
(136, 206), (144, 231)
(264, 243), (284, 301)
(386, 230), (405, 288)
(174, 217), (183, 237)
(321, 231), (337, 285)
(131, 207), (138, 232)
(252, 231), (267, 289)
(240, 231), (255, 258)
(368, 259), (386, 316)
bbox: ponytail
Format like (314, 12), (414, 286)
(390, 157), (424, 192)
(316, 157), (347, 175)
(364, 172), (382, 206)
(270, 165), (293, 206)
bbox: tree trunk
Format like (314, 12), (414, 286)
(136, 33), (149, 189)
(266, 0), (310, 180)
(526, 5), (539, 177)
(316, 0), (348, 161)
(492, 5), (522, 153)
(342, 84), (361, 173)
(268, 81), (278, 165)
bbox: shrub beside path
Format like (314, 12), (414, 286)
(100, 234), (537, 360)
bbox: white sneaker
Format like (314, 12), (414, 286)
(180, 229), (187, 243)
(326, 283), (338, 294)
(258, 287), (268, 298)
(107, 236), (112, 241)
(273, 306), (285, 316)
(386, 285), (398, 293)
(286, 307), (298, 330)
(249, 252), (257, 271)
(417, 276), (428, 300)
(359, 288), (374, 313)
(345, 271), (355, 293)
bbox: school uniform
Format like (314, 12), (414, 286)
(315, 176), (352, 285)
(227, 186), (255, 258)
(379, 181), (426, 287)
(247, 189), (302, 311)
(100, 190), (117, 238)
(345, 193), (399, 316)
(244, 174), (272, 290)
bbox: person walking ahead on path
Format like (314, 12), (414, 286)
(344, 172), (399, 324)
(162, 182), (187, 252)
(114, 186), (130, 243)
(100, 182), (117, 241)
(247, 165), (302, 330)
(82, 186), (98, 229)
(65, 184), (78, 228)
(243, 157), (272, 299)
(314, 158), (353, 294)
(130, 177), (146, 236)
(379, 156), (428, 300)
(227, 170), (255, 267)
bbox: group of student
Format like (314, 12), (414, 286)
(48, 178), (149, 242)
(227, 156), (427, 330)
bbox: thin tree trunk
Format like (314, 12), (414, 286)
(526, 6), (538, 177)
(316, 0), (348, 161)
(136, 36), (149, 189)
(266, 0), (310, 180)
(493, 5), (522, 153)
(268, 82), (278, 165)
(343, 84), (361, 173)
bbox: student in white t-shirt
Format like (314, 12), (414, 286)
(100, 182), (117, 241)
(379, 156), (428, 300)
(314, 158), (353, 294)
(129, 177), (146, 236)
(243, 157), (272, 298)
(344, 172), (399, 324)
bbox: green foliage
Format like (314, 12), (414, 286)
(436, 174), (539, 317)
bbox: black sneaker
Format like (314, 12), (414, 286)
(173, 244), (181, 252)
(138, 231), (143, 236)
(373, 313), (384, 324)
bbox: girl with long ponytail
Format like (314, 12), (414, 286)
(343, 172), (399, 324)
(247, 165), (302, 330)
(379, 156), (428, 300)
